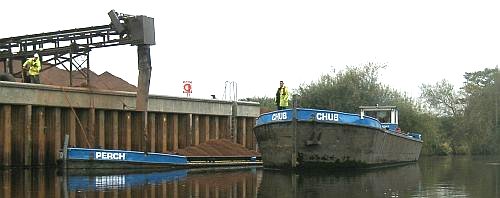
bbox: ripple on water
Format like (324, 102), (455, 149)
(486, 162), (500, 166)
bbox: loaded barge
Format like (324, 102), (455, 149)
(253, 106), (422, 169)
(59, 135), (261, 170)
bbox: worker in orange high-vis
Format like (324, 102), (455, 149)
(22, 53), (42, 84)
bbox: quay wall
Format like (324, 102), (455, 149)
(0, 82), (260, 167)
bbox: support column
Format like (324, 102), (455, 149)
(209, 117), (216, 140)
(209, 116), (220, 140)
(54, 108), (62, 164)
(132, 113), (142, 151)
(246, 118), (255, 150)
(136, 45), (151, 112)
(33, 107), (45, 166)
(68, 110), (76, 147)
(24, 105), (32, 166)
(137, 45), (152, 154)
(88, 108), (96, 148)
(1, 105), (12, 166)
(76, 110), (88, 148)
(214, 117), (219, 140)
(7, 58), (13, 74)
(159, 114), (168, 153)
(232, 116), (238, 144)
(97, 110), (105, 148)
(111, 111), (119, 149)
(168, 114), (178, 151)
(219, 116), (230, 139)
(231, 103), (238, 143)
(148, 112), (156, 152)
(193, 115), (200, 146)
(200, 116), (209, 144)
(240, 117), (246, 147)
(125, 112), (132, 150)
(178, 114), (186, 149)
(188, 114), (193, 147)
(178, 114), (193, 149)
(47, 108), (61, 165)
(12, 106), (25, 165)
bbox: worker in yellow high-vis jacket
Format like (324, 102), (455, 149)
(22, 53), (41, 84)
(275, 80), (289, 110)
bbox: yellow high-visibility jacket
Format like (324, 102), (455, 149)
(23, 58), (41, 75)
(277, 86), (289, 107)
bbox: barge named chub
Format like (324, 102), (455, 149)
(253, 106), (423, 169)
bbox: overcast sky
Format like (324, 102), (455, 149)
(2, 1), (499, 100)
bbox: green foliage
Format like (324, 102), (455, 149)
(418, 114), (450, 155)
(420, 67), (499, 155)
(438, 142), (453, 155)
(419, 79), (464, 117)
(462, 68), (498, 96)
(297, 62), (388, 113)
(461, 68), (499, 154)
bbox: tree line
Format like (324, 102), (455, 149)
(243, 63), (500, 155)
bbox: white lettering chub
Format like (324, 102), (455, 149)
(271, 112), (287, 121)
(316, 113), (339, 121)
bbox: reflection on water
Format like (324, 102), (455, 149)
(416, 155), (500, 198)
(259, 163), (421, 198)
(68, 169), (187, 191)
(0, 156), (499, 198)
(0, 166), (261, 197)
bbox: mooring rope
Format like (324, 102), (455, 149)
(60, 86), (92, 148)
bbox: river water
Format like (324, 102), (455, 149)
(0, 155), (499, 198)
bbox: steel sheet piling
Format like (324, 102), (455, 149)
(0, 83), (259, 167)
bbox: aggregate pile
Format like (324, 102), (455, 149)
(175, 139), (260, 157)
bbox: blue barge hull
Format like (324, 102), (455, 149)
(61, 147), (262, 169)
(254, 108), (423, 169)
(63, 148), (188, 169)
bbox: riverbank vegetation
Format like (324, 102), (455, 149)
(243, 63), (499, 155)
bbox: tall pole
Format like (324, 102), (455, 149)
(291, 94), (299, 169)
(137, 45), (152, 152)
(496, 68), (499, 140)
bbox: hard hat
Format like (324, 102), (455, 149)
(33, 53), (39, 58)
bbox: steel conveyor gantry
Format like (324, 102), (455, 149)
(0, 10), (155, 88)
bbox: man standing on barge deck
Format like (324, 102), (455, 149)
(275, 80), (289, 110)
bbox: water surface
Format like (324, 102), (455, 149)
(0, 156), (498, 197)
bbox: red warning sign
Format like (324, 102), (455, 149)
(183, 81), (192, 96)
